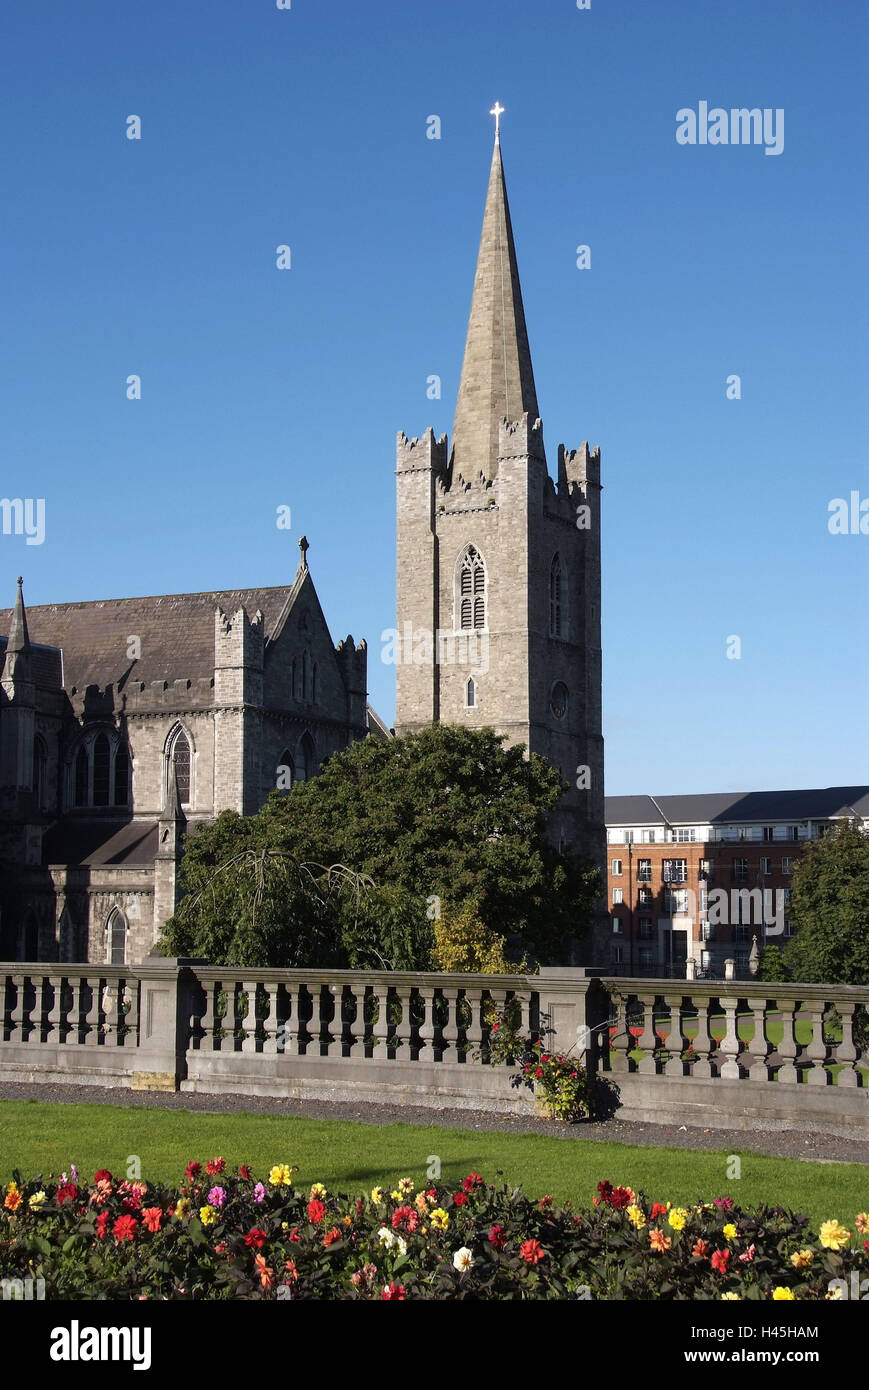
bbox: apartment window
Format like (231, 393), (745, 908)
(762, 826), (774, 842)
(782, 857), (794, 874)
(664, 887), (689, 915)
(760, 857), (772, 875)
(783, 919), (794, 938)
(701, 922), (714, 942)
(611, 859), (623, 876)
(612, 916), (622, 934)
(662, 859), (687, 883)
(612, 888), (624, 905)
(731, 858), (748, 882)
(625, 830), (635, 845)
(790, 826), (800, 841)
(637, 859), (652, 882)
(638, 887), (653, 906)
(611, 943), (624, 965)
(639, 918), (653, 940)
(643, 829), (657, 843)
(672, 828), (696, 843)
(781, 888), (791, 906)
(638, 947), (654, 968)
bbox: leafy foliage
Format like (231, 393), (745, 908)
(784, 821), (869, 986)
(162, 725), (600, 968)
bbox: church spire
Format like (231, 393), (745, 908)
(7, 576), (31, 655)
(450, 116), (540, 482)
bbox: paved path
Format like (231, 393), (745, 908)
(0, 1081), (866, 1167)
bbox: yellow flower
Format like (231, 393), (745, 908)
(721, 1292), (741, 1301)
(28, 1191), (46, 1210)
(5, 1181), (18, 1195)
(626, 1204), (646, 1230)
(722, 1224), (738, 1241)
(772, 1287), (795, 1300)
(174, 1198), (191, 1220)
(826, 1285), (845, 1300)
(199, 1205), (218, 1226)
(430, 1208), (449, 1231)
(269, 1165), (293, 1187)
(309, 1183), (327, 1200)
(668, 1208), (688, 1232)
(855, 1213), (868, 1234)
(819, 1219), (851, 1251)
(370, 1187), (384, 1204)
(790, 1249), (813, 1269)
(390, 1190), (402, 1202)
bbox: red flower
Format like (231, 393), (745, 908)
(569, 1071), (577, 1079)
(710, 1248), (731, 1274)
(491, 1023), (499, 1032)
(488, 1225), (506, 1249)
(520, 1239), (545, 1265)
(121, 1195), (142, 1213)
(610, 1187), (632, 1210)
(205, 1157), (226, 1176)
(307, 1198), (326, 1225)
(142, 1207), (162, 1233)
(424, 1190), (437, 1202)
(597, 1181), (614, 1205)
(323, 1227), (343, 1247)
(392, 1205), (419, 1234)
(462, 1173), (484, 1191)
(540, 1054), (551, 1063)
(112, 1214), (138, 1243)
(534, 1068), (543, 1079)
(538, 1195), (553, 1210)
(381, 1282), (406, 1300)
(56, 1183), (78, 1205)
(244, 1227), (268, 1249)
(94, 1169), (113, 1184)
(95, 1210), (111, 1240)
(452, 1192), (468, 1207)
(185, 1162), (201, 1180)
(356, 1199), (365, 1215)
(239, 1165), (252, 1182)
(650, 1203), (668, 1220)
(288, 1227), (300, 1243)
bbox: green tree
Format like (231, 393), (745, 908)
(161, 725), (600, 967)
(783, 821), (869, 985)
(755, 943), (788, 982)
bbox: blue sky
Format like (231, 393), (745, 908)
(1, 0), (866, 795)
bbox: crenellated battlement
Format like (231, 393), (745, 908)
(395, 427), (448, 477)
(560, 441), (601, 490)
(497, 414), (546, 466)
(214, 606), (265, 671)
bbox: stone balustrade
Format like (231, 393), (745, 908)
(0, 962), (865, 1135)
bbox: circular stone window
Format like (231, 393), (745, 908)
(550, 681), (569, 720)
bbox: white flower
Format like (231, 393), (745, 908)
(453, 1246), (475, 1273)
(377, 1227), (396, 1248)
(395, 1235), (407, 1256)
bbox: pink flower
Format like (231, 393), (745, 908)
(207, 1186), (226, 1208)
(739, 1244), (756, 1263)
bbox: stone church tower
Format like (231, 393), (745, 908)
(395, 123), (605, 885)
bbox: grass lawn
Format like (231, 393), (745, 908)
(0, 1099), (865, 1230)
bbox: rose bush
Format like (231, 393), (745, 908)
(0, 1163), (866, 1300)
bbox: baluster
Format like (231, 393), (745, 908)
(464, 988), (484, 1062)
(102, 980), (121, 1045)
(369, 986), (390, 1060)
(240, 980), (259, 1053)
(440, 987), (459, 1063)
(391, 984), (412, 1061)
(634, 991), (657, 1075)
(804, 1000), (831, 1086)
(662, 993), (685, 1076)
(83, 976), (101, 1046)
(9, 973), (26, 1043)
(338, 983), (357, 1057)
(774, 997), (798, 1083)
(690, 994), (713, 1078)
(833, 1001), (859, 1088)
(417, 984), (436, 1061)
(45, 974), (62, 1044)
(513, 990), (532, 1049)
(64, 976), (82, 1045)
(608, 992), (630, 1074)
(0, 973), (7, 1042)
(260, 982), (278, 1056)
(717, 993), (742, 1079)
(745, 995), (773, 1082)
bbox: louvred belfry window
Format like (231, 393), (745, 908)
(459, 546), (486, 630)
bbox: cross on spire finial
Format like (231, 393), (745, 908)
(490, 102), (504, 141)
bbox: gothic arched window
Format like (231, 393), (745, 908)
(295, 733), (315, 783)
(92, 733), (111, 806)
(114, 744), (130, 806)
(458, 545), (486, 631)
(33, 736), (47, 809)
(107, 908), (127, 965)
(74, 745), (89, 807)
(550, 554), (564, 638)
(466, 677), (476, 708)
(171, 730), (191, 805)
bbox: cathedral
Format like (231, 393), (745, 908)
(0, 118), (605, 965)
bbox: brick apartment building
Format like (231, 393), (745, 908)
(604, 787), (869, 978)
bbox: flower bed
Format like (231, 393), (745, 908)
(1, 1164), (866, 1300)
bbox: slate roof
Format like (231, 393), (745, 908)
(0, 586), (294, 693)
(41, 819), (159, 866)
(605, 788), (869, 826)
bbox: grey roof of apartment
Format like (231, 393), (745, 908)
(605, 787), (869, 826)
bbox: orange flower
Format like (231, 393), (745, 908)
(284, 1259), (299, 1282)
(142, 1207), (162, 1233)
(519, 1239), (546, 1265)
(649, 1229), (671, 1253)
(4, 1190), (22, 1213)
(323, 1226), (342, 1247)
(692, 1239), (709, 1258)
(254, 1253), (275, 1289)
